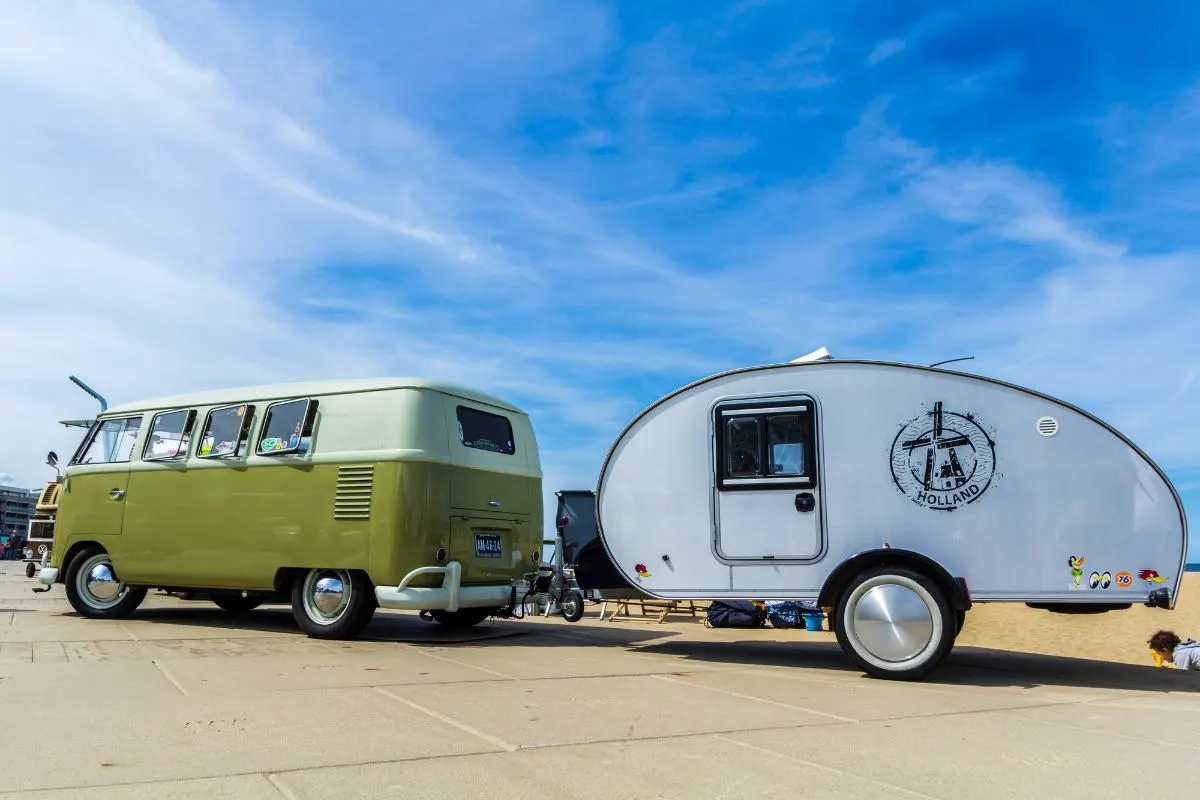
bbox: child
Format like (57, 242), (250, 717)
(1148, 630), (1200, 670)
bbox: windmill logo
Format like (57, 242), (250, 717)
(890, 401), (997, 511)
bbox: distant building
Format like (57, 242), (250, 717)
(0, 486), (34, 548)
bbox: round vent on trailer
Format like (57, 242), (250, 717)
(1037, 416), (1059, 437)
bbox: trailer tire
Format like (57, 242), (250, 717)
(834, 566), (956, 681)
(291, 568), (376, 639)
(63, 546), (147, 619)
(25, 561), (36, 579)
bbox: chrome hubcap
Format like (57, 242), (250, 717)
(303, 569), (352, 624)
(313, 576), (345, 615)
(76, 554), (126, 609)
(851, 582), (935, 663)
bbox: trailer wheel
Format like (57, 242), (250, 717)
(63, 546), (147, 619)
(25, 561), (36, 579)
(291, 568), (376, 639)
(559, 589), (585, 622)
(834, 566), (956, 681)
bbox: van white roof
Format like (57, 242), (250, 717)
(102, 377), (526, 416)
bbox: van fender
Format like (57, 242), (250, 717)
(817, 548), (971, 611)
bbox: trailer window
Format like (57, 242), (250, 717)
(197, 404), (254, 459)
(767, 414), (807, 477)
(73, 416), (143, 465)
(725, 417), (762, 477)
(718, 403), (815, 486)
(143, 409), (195, 461)
(456, 406), (516, 455)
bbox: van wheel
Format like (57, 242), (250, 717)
(291, 568), (376, 639)
(834, 566), (956, 681)
(64, 546), (147, 619)
(559, 589), (585, 622)
(427, 608), (494, 628)
(211, 592), (264, 613)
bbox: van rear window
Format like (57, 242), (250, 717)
(456, 406), (515, 455)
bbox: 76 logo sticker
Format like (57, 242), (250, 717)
(1114, 571), (1133, 589)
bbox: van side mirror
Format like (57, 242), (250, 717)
(46, 451), (58, 468)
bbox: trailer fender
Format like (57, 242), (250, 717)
(818, 549), (971, 612)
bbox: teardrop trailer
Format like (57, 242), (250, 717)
(589, 357), (1188, 680)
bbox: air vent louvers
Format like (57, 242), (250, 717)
(1037, 416), (1059, 437)
(334, 465), (374, 520)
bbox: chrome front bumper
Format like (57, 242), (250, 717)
(36, 550), (57, 586)
(374, 560), (513, 612)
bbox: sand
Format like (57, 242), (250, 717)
(953, 571), (1200, 666)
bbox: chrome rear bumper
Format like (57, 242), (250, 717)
(374, 560), (512, 612)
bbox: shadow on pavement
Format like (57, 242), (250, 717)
(52, 596), (1198, 694)
(634, 637), (1200, 694)
(63, 603), (679, 647)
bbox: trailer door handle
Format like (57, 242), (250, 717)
(794, 492), (815, 513)
(109, 488), (126, 500)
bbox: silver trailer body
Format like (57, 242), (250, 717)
(596, 360), (1187, 678)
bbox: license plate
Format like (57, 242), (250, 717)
(475, 533), (503, 558)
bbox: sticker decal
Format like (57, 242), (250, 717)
(634, 563), (651, 578)
(1138, 569), (1167, 585)
(1088, 570), (1112, 590)
(1114, 571), (1133, 588)
(890, 401), (997, 511)
(1068, 555), (1085, 589)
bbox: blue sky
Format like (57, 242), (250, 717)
(1, 0), (1198, 556)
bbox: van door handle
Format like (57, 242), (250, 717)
(794, 493), (815, 513)
(109, 489), (126, 500)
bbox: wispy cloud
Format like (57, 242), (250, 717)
(870, 38), (907, 65)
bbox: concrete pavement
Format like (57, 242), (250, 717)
(0, 562), (1196, 798)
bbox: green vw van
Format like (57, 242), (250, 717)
(35, 378), (543, 638)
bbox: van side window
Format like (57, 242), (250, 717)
(73, 416), (144, 465)
(456, 406), (516, 455)
(143, 409), (196, 461)
(197, 404), (254, 459)
(717, 402), (815, 486)
(257, 398), (316, 455)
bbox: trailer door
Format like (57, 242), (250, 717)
(713, 398), (822, 561)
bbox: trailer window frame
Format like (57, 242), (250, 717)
(714, 398), (818, 491)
